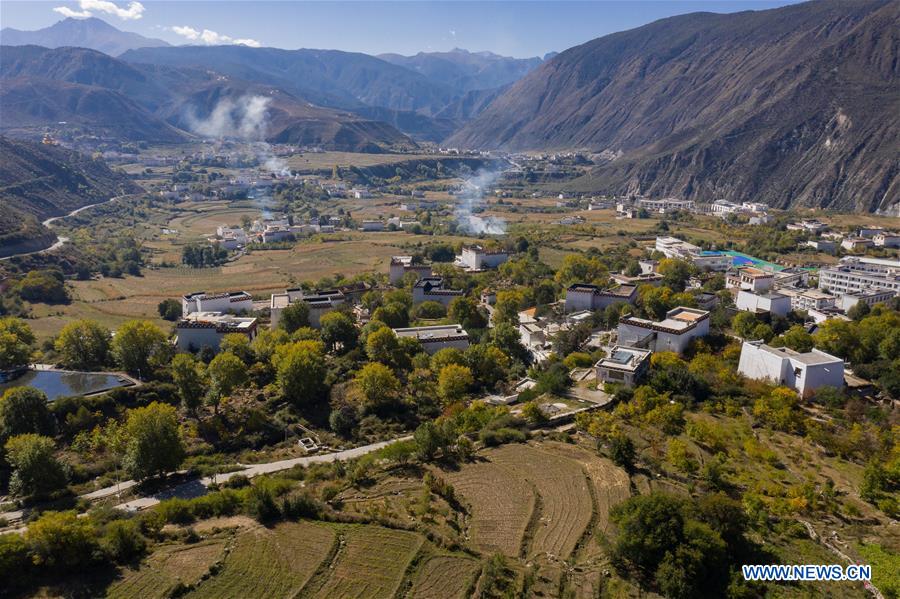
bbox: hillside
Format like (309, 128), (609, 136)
(377, 48), (543, 94)
(0, 17), (169, 56)
(0, 46), (415, 150)
(0, 137), (139, 254)
(448, 0), (900, 212)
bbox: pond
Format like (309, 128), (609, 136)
(0, 370), (134, 401)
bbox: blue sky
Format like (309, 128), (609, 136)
(3, 1), (802, 57)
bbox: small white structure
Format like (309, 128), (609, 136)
(458, 245), (509, 271)
(412, 277), (464, 307)
(841, 237), (874, 252)
(610, 272), (664, 287)
(736, 290), (791, 317)
(873, 232), (900, 248)
(176, 312), (258, 353)
(726, 267), (774, 293)
(617, 307), (710, 354)
(564, 283), (637, 313)
(212, 226), (248, 250)
(389, 256), (432, 285)
(595, 346), (652, 387)
(393, 324), (470, 354)
(737, 341), (844, 397)
(182, 291), (253, 318)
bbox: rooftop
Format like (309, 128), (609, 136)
(393, 324), (468, 341)
(596, 346), (652, 372)
(752, 342), (843, 366)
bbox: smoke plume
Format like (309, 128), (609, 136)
(455, 169), (506, 235)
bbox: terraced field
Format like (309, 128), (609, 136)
(406, 555), (480, 599)
(312, 525), (424, 599)
(108, 539), (228, 599)
(440, 453), (536, 556)
(188, 521), (336, 598)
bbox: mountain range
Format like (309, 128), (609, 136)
(0, 17), (169, 57)
(1, 3), (897, 212)
(448, 0), (899, 212)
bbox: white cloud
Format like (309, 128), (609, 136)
(53, 1), (145, 21)
(170, 25), (260, 47)
(53, 6), (93, 18)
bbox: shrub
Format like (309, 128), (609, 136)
(155, 498), (195, 525)
(25, 511), (99, 572)
(102, 519), (146, 563)
(280, 491), (323, 520)
(0, 533), (31, 587)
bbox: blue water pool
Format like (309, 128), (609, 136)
(0, 370), (133, 401)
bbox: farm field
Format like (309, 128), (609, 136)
(406, 555), (480, 599)
(187, 521), (335, 598)
(285, 151), (439, 171)
(108, 538), (228, 599)
(311, 525), (424, 599)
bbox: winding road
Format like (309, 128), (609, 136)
(0, 194), (127, 261)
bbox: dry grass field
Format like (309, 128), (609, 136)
(107, 538), (228, 599)
(311, 525), (424, 599)
(187, 521), (336, 599)
(406, 555), (480, 599)
(285, 151), (438, 172)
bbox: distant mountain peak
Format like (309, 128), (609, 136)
(0, 16), (169, 56)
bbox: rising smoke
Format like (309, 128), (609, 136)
(455, 169), (507, 235)
(185, 94), (291, 176)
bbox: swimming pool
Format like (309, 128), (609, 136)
(720, 250), (785, 271)
(0, 370), (134, 401)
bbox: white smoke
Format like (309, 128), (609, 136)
(186, 94), (291, 177)
(456, 169), (506, 235)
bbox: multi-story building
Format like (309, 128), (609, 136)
(412, 277), (464, 307)
(388, 256), (432, 285)
(837, 288), (895, 311)
(617, 307), (710, 354)
(735, 290), (791, 317)
(737, 341), (844, 397)
(595, 346), (652, 388)
(841, 237), (874, 252)
(610, 272), (664, 287)
(726, 267), (774, 293)
(818, 257), (900, 296)
(393, 324), (470, 354)
(457, 245), (509, 270)
(182, 291), (253, 318)
(564, 283), (637, 312)
(270, 288), (345, 329)
(655, 237), (731, 271)
(176, 312), (258, 353)
(639, 198), (695, 213)
(779, 288), (836, 312)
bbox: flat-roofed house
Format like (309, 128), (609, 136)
(564, 283), (637, 313)
(389, 256), (432, 284)
(726, 267), (774, 293)
(458, 245), (509, 270)
(176, 312), (258, 353)
(617, 307), (710, 354)
(393, 324), (470, 354)
(412, 277), (464, 307)
(838, 288), (895, 311)
(737, 340), (844, 397)
(595, 346), (652, 387)
(182, 291), (253, 318)
(735, 290), (791, 317)
(270, 288), (345, 329)
(780, 288), (835, 312)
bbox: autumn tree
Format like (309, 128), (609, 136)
(54, 319), (111, 370)
(279, 301), (310, 334)
(123, 402), (186, 480)
(5, 434), (68, 497)
(272, 340), (327, 406)
(355, 362), (401, 409)
(0, 317), (35, 370)
(112, 320), (171, 378)
(207, 351), (248, 411)
(319, 311), (358, 353)
(0, 387), (54, 441)
(438, 364), (474, 404)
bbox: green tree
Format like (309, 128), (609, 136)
(771, 324), (814, 352)
(319, 311), (358, 353)
(555, 254), (609, 287)
(355, 362), (401, 409)
(54, 319), (111, 370)
(207, 351), (248, 411)
(414, 300), (447, 320)
(493, 290), (524, 326)
(464, 345), (510, 390)
(0, 533), (31, 587)
(366, 326), (400, 364)
(372, 302), (409, 328)
(220, 333), (255, 364)
(5, 434), (68, 497)
(657, 258), (695, 291)
(0, 387), (54, 441)
(731, 312), (760, 339)
(170, 354), (206, 414)
(609, 434), (636, 470)
(0, 317), (35, 370)
(414, 421), (448, 461)
(449, 296), (487, 330)
(438, 364), (474, 404)
(112, 320), (171, 378)
(431, 347), (466, 372)
(25, 511), (98, 571)
(279, 301), (310, 334)
(123, 402), (186, 480)
(157, 298), (182, 321)
(272, 340), (327, 406)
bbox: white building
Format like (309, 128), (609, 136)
(873, 232), (900, 248)
(182, 291), (253, 318)
(837, 288), (895, 311)
(564, 283), (637, 313)
(786, 220), (828, 234)
(841, 237), (874, 252)
(617, 307), (710, 354)
(735, 290), (791, 317)
(639, 198), (695, 213)
(457, 245), (509, 271)
(595, 346), (652, 388)
(726, 267), (774, 293)
(779, 288), (835, 312)
(412, 277), (464, 307)
(655, 237), (731, 271)
(212, 226), (248, 249)
(393, 324), (470, 354)
(270, 288), (345, 329)
(389, 256), (432, 285)
(818, 257), (900, 296)
(176, 312), (258, 353)
(737, 341), (844, 397)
